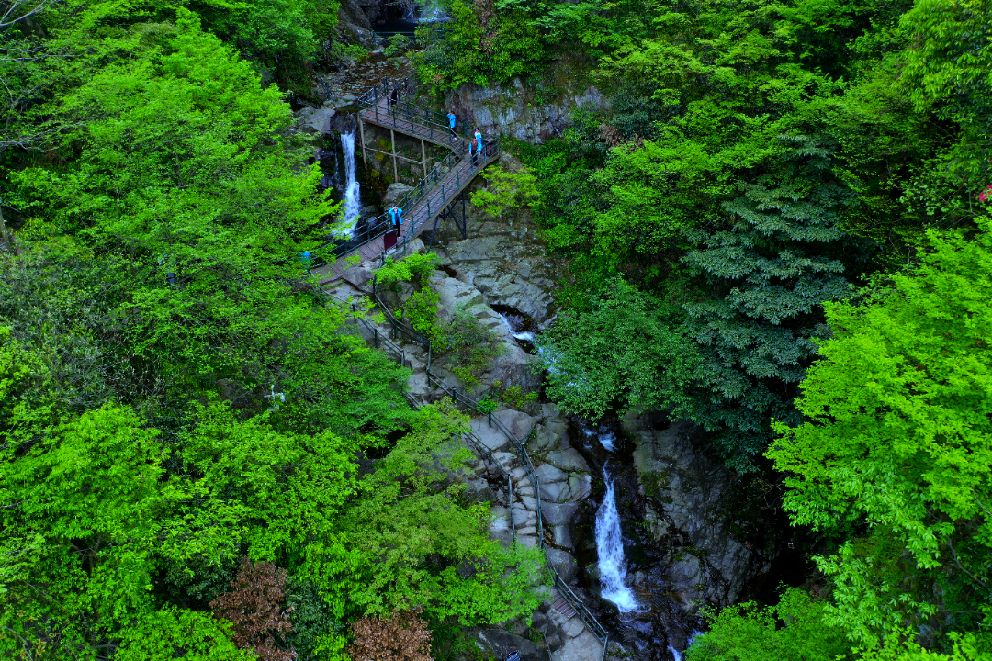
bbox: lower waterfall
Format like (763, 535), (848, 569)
(595, 462), (640, 612)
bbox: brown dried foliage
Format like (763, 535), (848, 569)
(210, 558), (297, 661)
(346, 611), (434, 661)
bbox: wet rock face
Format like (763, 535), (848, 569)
(623, 413), (778, 610)
(432, 153), (563, 329)
(427, 275), (540, 393)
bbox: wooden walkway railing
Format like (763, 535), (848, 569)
(315, 80), (499, 284)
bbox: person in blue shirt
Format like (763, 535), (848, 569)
(447, 111), (457, 139)
(474, 129), (486, 159)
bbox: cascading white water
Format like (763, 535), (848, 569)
(499, 313), (536, 342)
(668, 631), (704, 661)
(339, 132), (361, 237)
(595, 463), (640, 612)
(599, 431), (616, 452)
(418, 0), (448, 22)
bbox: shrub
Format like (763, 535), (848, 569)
(440, 303), (506, 385)
(375, 252), (440, 288)
(345, 611), (433, 661)
(210, 559), (296, 661)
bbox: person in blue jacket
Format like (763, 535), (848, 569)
(447, 111), (457, 139)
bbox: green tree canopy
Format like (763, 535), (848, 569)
(768, 218), (992, 652)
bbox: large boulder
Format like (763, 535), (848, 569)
(470, 417), (512, 453)
(556, 629), (603, 661)
(541, 502), (579, 526)
(491, 409), (537, 442)
(477, 629), (549, 661)
(534, 463), (567, 485)
(546, 548), (580, 584)
(382, 183), (415, 209)
(545, 449), (591, 474)
(297, 106), (336, 134)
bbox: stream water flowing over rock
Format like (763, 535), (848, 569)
(595, 463), (640, 613)
(314, 80), (804, 661)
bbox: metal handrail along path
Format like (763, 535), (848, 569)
(362, 282), (610, 656)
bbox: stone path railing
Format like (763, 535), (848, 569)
(356, 280), (610, 657)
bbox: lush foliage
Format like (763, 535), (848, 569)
(535, 278), (700, 420)
(470, 164), (540, 223)
(498, 0), (992, 471)
(438, 303), (507, 385)
(376, 252), (441, 288)
(768, 219), (992, 654)
(686, 588), (853, 661)
(0, 3), (548, 658)
(422, 0), (992, 654)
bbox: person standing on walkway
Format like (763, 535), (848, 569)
(469, 137), (479, 168)
(447, 111), (458, 139)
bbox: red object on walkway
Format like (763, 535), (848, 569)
(384, 229), (398, 251)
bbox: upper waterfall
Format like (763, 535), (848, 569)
(339, 131), (361, 237)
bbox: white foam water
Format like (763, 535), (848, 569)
(599, 431), (616, 452)
(499, 313), (536, 342)
(339, 132), (361, 237)
(595, 465), (640, 612)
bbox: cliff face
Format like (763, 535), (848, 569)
(443, 70), (610, 144)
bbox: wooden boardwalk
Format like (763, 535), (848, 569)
(315, 95), (498, 285)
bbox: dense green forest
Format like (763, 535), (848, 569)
(1, 1), (544, 658)
(422, 0), (992, 656)
(2, 0), (990, 659)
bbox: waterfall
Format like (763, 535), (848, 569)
(668, 631), (704, 661)
(419, 0), (448, 22)
(500, 313), (536, 342)
(595, 463), (640, 612)
(339, 132), (361, 238)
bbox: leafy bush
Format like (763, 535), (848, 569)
(376, 252), (440, 288)
(346, 611), (433, 661)
(210, 559), (296, 661)
(488, 381), (538, 409)
(686, 588), (853, 661)
(384, 34), (413, 59)
(535, 278), (700, 421)
(768, 218), (992, 652)
(470, 165), (540, 223)
(403, 287), (445, 345)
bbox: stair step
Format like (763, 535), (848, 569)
(552, 594), (576, 619)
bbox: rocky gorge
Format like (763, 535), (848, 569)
(314, 132), (800, 660)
